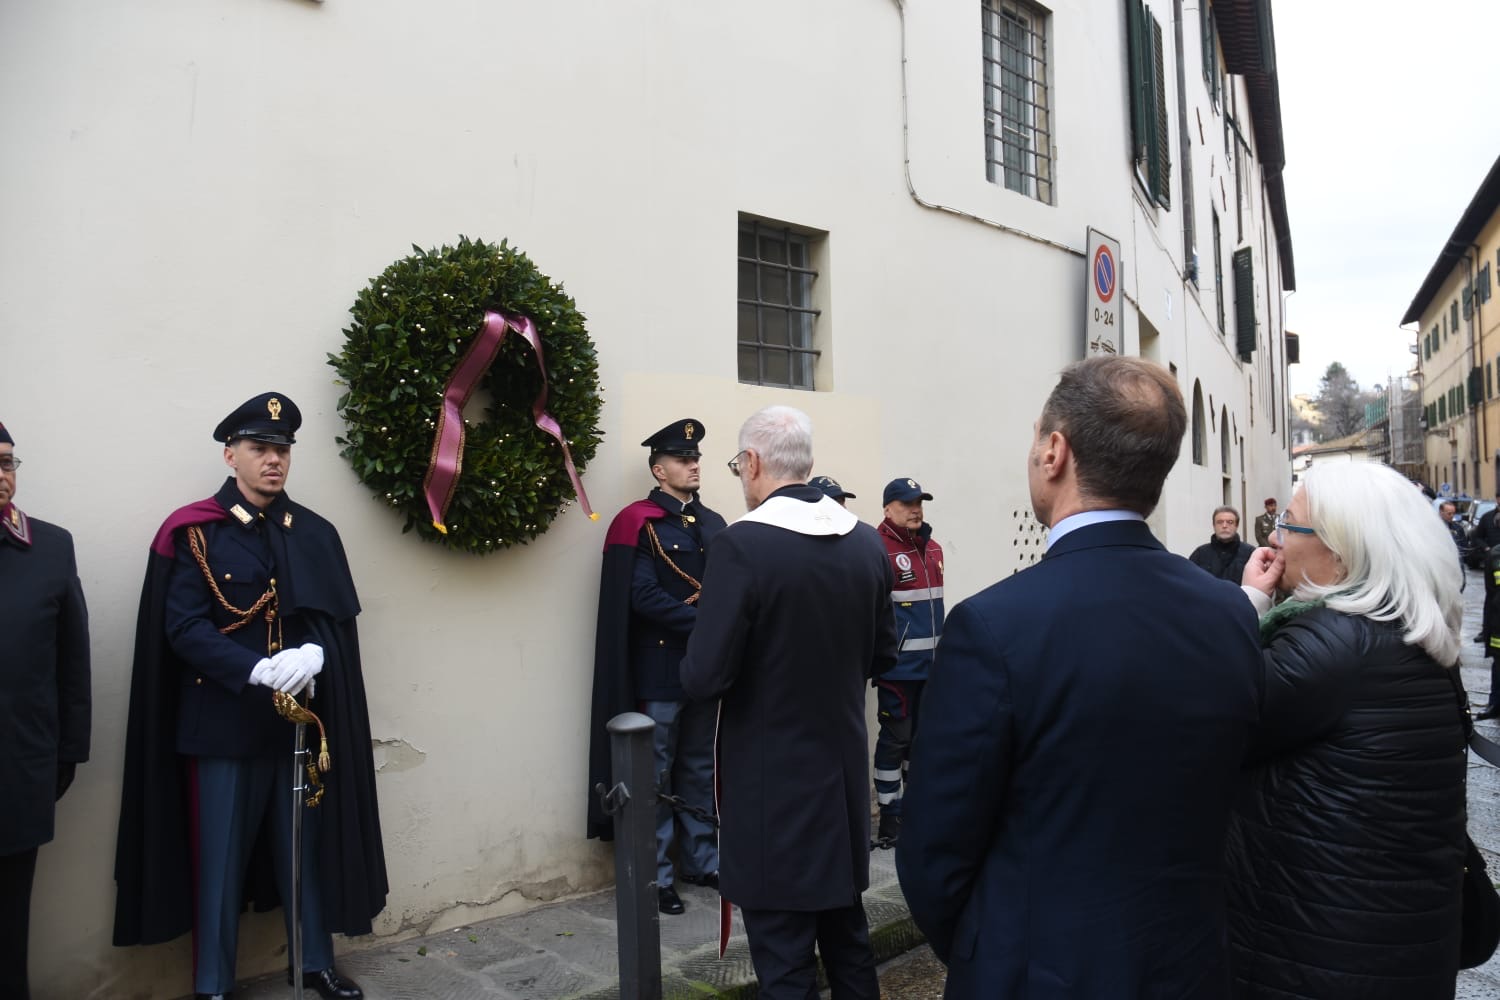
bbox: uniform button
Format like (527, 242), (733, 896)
(673, 544), (679, 550)
(658, 640), (665, 646)
(195, 677), (203, 685)
(223, 573), (232, 581)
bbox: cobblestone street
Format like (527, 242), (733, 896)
(1459, 567), (1500, 998)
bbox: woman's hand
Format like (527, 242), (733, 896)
(1242, 546), (1285, 597)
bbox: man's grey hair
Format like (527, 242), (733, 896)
(738, 406), (814, 481)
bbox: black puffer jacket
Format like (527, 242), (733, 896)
(1226, 607), (1467, 999)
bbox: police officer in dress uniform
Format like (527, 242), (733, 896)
(587, 420), (726, 915)
(113, 393), (383, 1000)
(809, 475), (856, 508)
(0, 421), (91, 1000)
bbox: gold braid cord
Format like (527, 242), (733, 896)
(644, 521), (702, 605)
(186, 525), (283, 653)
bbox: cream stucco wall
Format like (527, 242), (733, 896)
(1, 1), (1293, 995)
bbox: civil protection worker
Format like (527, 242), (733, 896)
(874, 477), (944, 845)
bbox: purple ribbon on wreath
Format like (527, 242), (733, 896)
(422, 310), (598, 534)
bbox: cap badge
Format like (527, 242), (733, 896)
(907, 479), (916, 488)
(268, 398), (282, 421)
(684, 422), (695, 440)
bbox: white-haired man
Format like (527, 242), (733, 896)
(682, 406), (897, 999)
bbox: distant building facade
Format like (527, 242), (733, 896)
(1404, 156), (1500, 496)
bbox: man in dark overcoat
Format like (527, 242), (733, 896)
(0, 420), (91, 1000)
(112, 393), (385, 1000)
(1187, 505), (1255, 582)
(682, 405), (897, 1000)
(896, 358), (1263, 997)
(587, 418), (726, 915)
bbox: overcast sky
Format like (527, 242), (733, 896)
(1274, 2), (1499, 398)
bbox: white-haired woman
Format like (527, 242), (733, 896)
(1230, 462), (1467, 998)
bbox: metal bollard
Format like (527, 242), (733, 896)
(602, 712), (661, 1000)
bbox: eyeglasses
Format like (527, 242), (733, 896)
(0, 457), (20, 472)
(1274, 509), (1315, 539)
(727, 449), (748, 478)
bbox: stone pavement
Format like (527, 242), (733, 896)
(218, 846), (918, 999)
(1460, 567), (1500, 999)
(212, 565), (1500, 1000)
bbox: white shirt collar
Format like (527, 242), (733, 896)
(1045, 509), (1145, 550)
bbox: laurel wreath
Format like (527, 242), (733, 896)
(328, 237), (603, 554)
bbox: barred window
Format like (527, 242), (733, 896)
(737, 218), (821, 390)
(983, 0), (1053, 203)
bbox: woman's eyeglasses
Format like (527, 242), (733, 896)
(1274, 509), (1316, 539)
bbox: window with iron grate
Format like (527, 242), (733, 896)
(982, 0), (1053, 204)
(737, 217), (823, 390)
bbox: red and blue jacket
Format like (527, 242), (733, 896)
(878, 518), (944, 681)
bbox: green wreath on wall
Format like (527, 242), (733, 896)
(328, 236), (603, 555)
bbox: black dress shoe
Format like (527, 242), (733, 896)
(288, 967), (364, 999)
(658, 885), (685, 914)
(681, 871), (719, 890)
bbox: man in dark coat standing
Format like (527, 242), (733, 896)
(896, 358), (1263, 998)
(682, 405), (897, 1000)
(1187, 505), (1255, 582)
(587, 418), (726, 916)
(113, 393), (385, 1000)
(0, 420), (90, 1000)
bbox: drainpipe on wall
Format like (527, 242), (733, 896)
(1468, 247), (1482, 495)
(1172, 0), (1195, 289)
(1474, 243), (1488, 495)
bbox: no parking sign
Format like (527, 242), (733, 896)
(1085, 227), (1122, 357)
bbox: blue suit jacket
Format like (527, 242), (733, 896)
(896, 519), (1262, 999)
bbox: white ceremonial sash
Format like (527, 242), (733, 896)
(736, 494), (858, 536)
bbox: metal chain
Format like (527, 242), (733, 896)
(655, 788), (720, 828)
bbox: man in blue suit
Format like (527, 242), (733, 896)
(897, 357), (1263, 998)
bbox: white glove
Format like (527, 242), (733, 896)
(248, 657), (278, 687)
(275, 643), (324, 695)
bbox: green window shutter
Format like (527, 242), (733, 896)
(1453, 301), (1460, 331)
(1440, 396), (1447, 423)
(1468, 367), (1480, 408)
(1126, 1), (1169, 208)
(1465, 283), (1474, 321)
(1126, 1), (1150, 175)
(1151, 14), (1171, 208)
(1487, 362), (1493, 400)
(1233, 247), (1255, 360)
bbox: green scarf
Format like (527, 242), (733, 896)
(1258, 597), (1324, 645)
